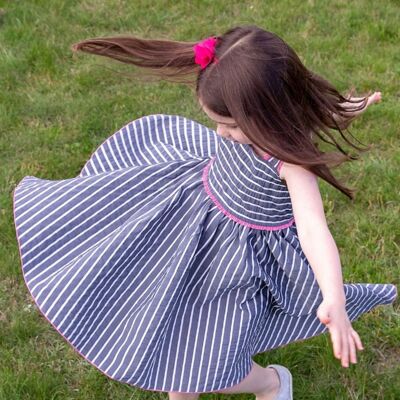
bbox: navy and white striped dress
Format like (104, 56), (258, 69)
(13, 114), (397, 393)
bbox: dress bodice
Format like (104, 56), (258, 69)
(203, 137), (295, 230)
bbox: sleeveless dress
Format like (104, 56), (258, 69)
(12, 114), (397, 394)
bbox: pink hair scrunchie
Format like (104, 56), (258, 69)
(193, 36), (219, 69)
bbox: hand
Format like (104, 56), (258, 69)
(316, 299), (364, 368)
(342, 90), (382, 116)
(332, 90), (382, 129)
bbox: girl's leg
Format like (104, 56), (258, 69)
(167, 361), (280, 400)
(168, 392), (199, 400)
(214, 361), (280, 400)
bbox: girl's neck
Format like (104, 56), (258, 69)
(251, 144), (268, 159)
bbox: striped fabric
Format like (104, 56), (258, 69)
(13, 114), (397, 393)
(205, 144), (295, 229)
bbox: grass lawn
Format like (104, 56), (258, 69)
(0, 0), (399, 399)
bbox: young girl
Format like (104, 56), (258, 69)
(13, 25), (397, 400)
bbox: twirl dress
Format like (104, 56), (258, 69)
(12, 114), (397, 393)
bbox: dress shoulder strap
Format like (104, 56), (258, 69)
(262, 153), (284, 181)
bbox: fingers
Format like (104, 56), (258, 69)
(342, 91), (381, 116)
(347, 329), (365, 365)
(330, 328), (364, 368)
(366, 91), (382, 106)
(330, 327), (342, 360)
(351, 329), (364, 351)
(348, 332), (357, 364)
(348, 92), (379, 103)
(340, 331), (349, 367)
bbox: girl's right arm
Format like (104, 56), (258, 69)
(331, 91), (381, 129)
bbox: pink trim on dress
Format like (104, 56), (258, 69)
(202, 157), (295, 231)
(262, 153), (271, 160)
(263, 153), (283, 176)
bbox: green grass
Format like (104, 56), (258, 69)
(1, 0), (399, 399)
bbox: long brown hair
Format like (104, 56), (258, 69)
(71, 25), (373, 199)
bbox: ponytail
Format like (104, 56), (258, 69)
(71, 35), (200, 84)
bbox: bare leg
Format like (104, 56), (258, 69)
(168, 392), (200, 400)
(214, 361), (280, 400)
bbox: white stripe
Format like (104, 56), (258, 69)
(27, 161), (203, 284)
(94, 189), (207, 373)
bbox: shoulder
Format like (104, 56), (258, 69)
(279, 161), (316, 182)
(279, 161), (327, 235)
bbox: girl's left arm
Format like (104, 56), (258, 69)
(280, 162), (364, 367)
(280, 163), (346, 304)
